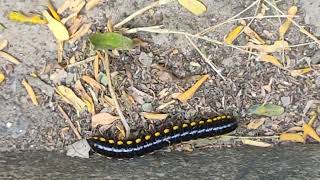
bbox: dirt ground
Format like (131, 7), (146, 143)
(0, 0), (319, 153)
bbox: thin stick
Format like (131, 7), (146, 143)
(57, 105), (82, 140)
(114, 0), (173, 28)
(264, 0), (320, 47)
(222, 135), (279, 139)
(197, 15), (297, 36)
(198, 0), (260, 35)
(186, 35), (225, 80)
(125, 27), (260, 56)
(103, 53), (131, 137)
(67, 56), (95, 68)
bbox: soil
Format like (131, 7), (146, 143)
(0, 0), (319, 153)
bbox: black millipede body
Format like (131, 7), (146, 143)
(87, 115), (237, 158)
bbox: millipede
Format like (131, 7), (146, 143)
(87, 115), (237, 158)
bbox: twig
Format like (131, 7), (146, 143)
(264, 0), (320, 47)
(125, 26), (260, 56)
(103, 52), (131, 137)
(197, 15), (297, 36)
(222, 135), (280, 139)
(57, 105), (82, 140)
(67, 56), (95, 68)
(114, 0), (173, 28)
(185, 35), (225, 80)
(197, 0), (260, 35)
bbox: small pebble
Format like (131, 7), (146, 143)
(142, 103), (153, 112)
(139, 52), (153, 67)
(281, 96), (291, 107)
(6, 122), (12, 128)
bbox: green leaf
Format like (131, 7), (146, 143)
(89, 32), (134, 50)
(248, 104), (284, 117)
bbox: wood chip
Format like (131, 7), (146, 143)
(242, 139), (272, 147)
(177, 74), (209, 103)
(140, 112), (169, 120)
(0, 39), (8, 50)
(22, 79), (38, 106)
(85, 0), (101, 10)
(247, 118), (266, 130)
(279, 133), (305, 143)
(91, 113), (119, 128)
(0, 51), (21, 65)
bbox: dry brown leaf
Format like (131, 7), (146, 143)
(85, 0), (101, 10)
(286, 126), (303, 132)
(279, 133), (305, 143)
(93, 54), (99, 80)
(279, 6), (298, 40)
(259, 54), (283, 68)
(42, 11), (69, 41)
(290, 68), (312, 77)
(140, 112), (169, 120)
(242, 139), (272, 147)
(224, 25), (244, 45)
(56, 85), (86, 113)
(0, 72), (5, 84)
(303, 123), (320, 142)
(69, 23), (92, 43)
(0, 51), (21, 65)
(243, 26), (265, 45)
(22, 79), (38, 106)
(92, 113), (119, 128)
(250, 40), (290, 53)
(58, 0), (85, 14)
(82, 75), (103, 91)
(7, 11), (47, 24)
(48, 0), (61, 21)
(157, 100), (176, 110)
(178, 0), (207, 16)
(177, 74), (209, 103)
(0, 39), (8, 50)
(116, 125), (126, 140)
(74, 80), (95, 113)
(68, 15), (84, 35)
(247, 118), (266, 130)
(57, 41), (64, 63)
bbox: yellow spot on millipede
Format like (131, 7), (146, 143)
(145, 135), (151, 140)
(217, 116), (222, 120)
(126, 141), (133, 145)
(135, 138), (142, 143)
(182, 123), (188, 128)
(221, 115), (226, 119)
(117, 141), (123, 145)
(173, 126), (179, 130)
(155, 132), (161, 137)
(164, 129), (170, 134)
(99, 137), (106, 142)
(93, 137), (98, 139)
(207, 119), (213, 123)
(199, 120), (205, 125)
(227, 115), (232, 119)
(190, 122), (197, 126)
(108, 139), (115, 144)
